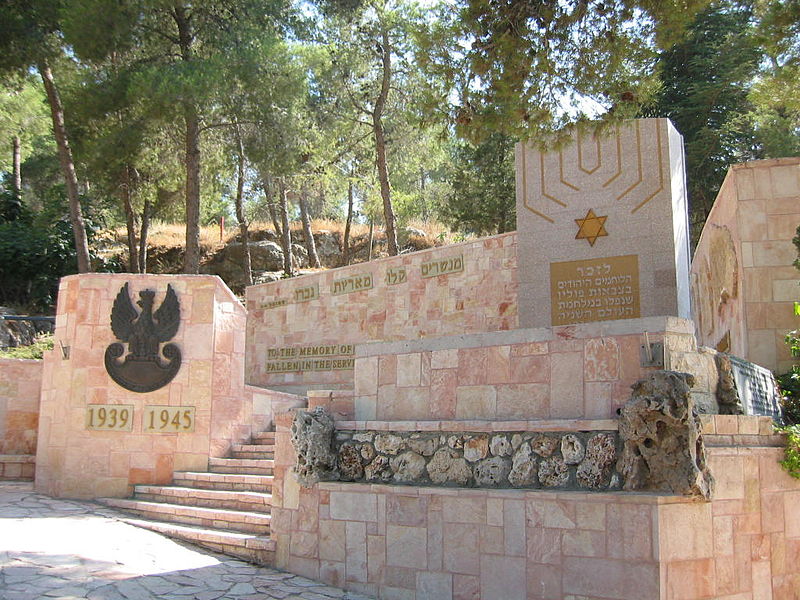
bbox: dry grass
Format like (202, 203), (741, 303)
(106, 218), (461, 252)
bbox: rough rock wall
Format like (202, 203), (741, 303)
(618, 371), (714, 498)
(291, 407), (339, 485)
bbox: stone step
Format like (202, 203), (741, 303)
(119, 516), (275, 564)
(0, 454), (35, 481)
(208, 457), (274, 476)
(231, 448), (274, 460)
(99, 498), (270, 535)
(172, 471), (274, 492)
(133, 485), (272, 513)
(252, 431), (276, 443)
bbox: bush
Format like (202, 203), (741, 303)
(779, 425), (800, 480)
(0, 332), (54, 359)
(778, 326), (800, 425)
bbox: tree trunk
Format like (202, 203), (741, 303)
(368, 219), (374, 262)
(342, 178), (354, 266)
(182, 105), (201, 273)
(278, 178), (293, 277)
(12, 135), (21, 199)
(373, 26), (399, 256)
(121, 166), (139, 272)
(261, 173), (283, 237)
(298, 185), (321, 268)
(139, 197), (151, 273)
(38, 60), (91, 273)
(174, 5), (201, 274)
(234, 125), (253, 286)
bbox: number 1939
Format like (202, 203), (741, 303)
(86, 404), (134, 431)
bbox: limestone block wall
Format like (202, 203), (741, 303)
(0, 358), (42, 455)
(691, 157), (800, 373)
(35, 274), (251, 499)
(271, 411), (800, 599)
(245, 233), (517, 394)
(352, 316), (708, 422)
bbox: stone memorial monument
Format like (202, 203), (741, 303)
(515, 118), (692, 327)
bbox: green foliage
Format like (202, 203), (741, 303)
(421, 0), (711, 141)
(0, 184), (119, 309)
(0, 333), (54, 359)
(777, 222), (800, 426)
(442, 133), (516, 236)
(642, 2), (762, 239)
(778, 424), (800, 479)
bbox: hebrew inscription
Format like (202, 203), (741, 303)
(261, 299), (288, 310)
(293, 284), (319, 303)
(385, 267), (407, 286)
(550, 255), (640, 325)
(332, 273), (373, 295)
(266, 344), (356, 373)
(421, 255), (463, 278)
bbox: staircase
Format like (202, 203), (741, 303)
(99, 430), (277, 564)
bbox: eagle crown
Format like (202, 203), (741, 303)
(137, 290), (155, 310)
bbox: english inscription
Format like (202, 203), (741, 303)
(385, 267), (407, 286)
(332, 273), (373, 295)
(550, 255), (640, 325)
(266, 344), (356, 373)
(421, 255), (463, 278)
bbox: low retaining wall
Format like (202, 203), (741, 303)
(0, 358), (42, 456)
(271, 410), (800, 599)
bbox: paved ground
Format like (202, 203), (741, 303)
(0, 482), (372, 600)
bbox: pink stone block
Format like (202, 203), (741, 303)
(443, 522), (479, 574)
(666, 558), (716, 599)
(584, 337), (620, 381)
(386, 525), (427, 569)
(480, 555), (526, 600)
(659, 503), (714, 561)
(509, 354), (549, 384)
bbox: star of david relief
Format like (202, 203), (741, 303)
(104, 283), (182, 393)
(574, 209), (608, 246)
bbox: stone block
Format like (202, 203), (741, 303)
(480, 555), (526, 600)
(386, 525), (427, 569)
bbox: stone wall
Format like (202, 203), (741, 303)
(352, 316), (717, 422)
(691, 157), (800, 373)
(245, 233), (517, 395)
(34, 274), (253, 499)
(0, 357), (42, 480)
(271, 411), (800, 599)
(0, 358), (42, 455)
(333, 428), (620, 491)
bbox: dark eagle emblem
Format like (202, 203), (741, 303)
(104, 283), (182, 393)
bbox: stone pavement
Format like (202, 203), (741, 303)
(0, 482), (373, 600)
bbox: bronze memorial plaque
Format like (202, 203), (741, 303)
(86, 404), (134, 431)
(550, 255), (640, 326)
(331, 273), (373, 295)
(385, 267), (407, 286)
(293, 284), (319, 303)
(266, 344), (356, 373)
(143, 405), (196, 433)
(105, 283), (181, 393)
(421, 255), (463, 278)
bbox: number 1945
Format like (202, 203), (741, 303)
(144, 406), (195, 432)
